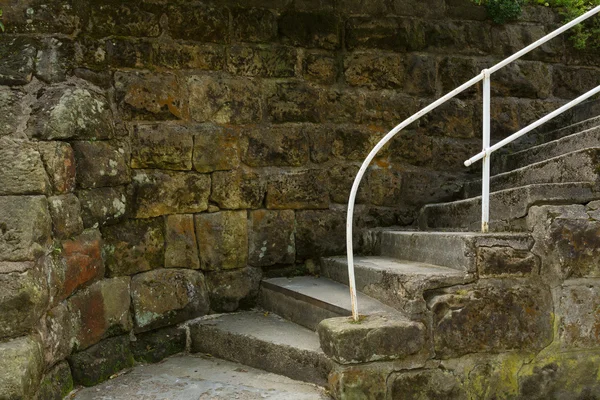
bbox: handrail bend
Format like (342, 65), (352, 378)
(346, 5), (600, 321)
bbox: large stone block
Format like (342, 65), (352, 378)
(492, 60), (552, 99)
(130, 326), (187, 364)
(102, 218), (165, 277)
(68, 335), (135, 387)
(553, 65), (600, 99)
(115, 71), (188, 120)
(195, 211), (248, 271)
(35, 37), (75, 84)
(266, 81), (322, 123)
(0, 138), (50, 195)
(345, 17), (419, 52)
(60, 229), (104, 300)
(0, 196), (52, 262)
(34, 361), (73, 400)
(193, 124), (240, 173)
(331, 125), (383, 161)
(2, 1), (79, 35)
(231, 7), (277, 43)
(38, 142), (76, 195)
(403, 53), (437, 96)
(279, 11), (340, 49)
(131, 123), (193, 171)
(389, 369), (466, 400)
(0, 262), (48, 340)
(555, 281), (600, 349)
(227, 45), (297, 78)
(165, 214), (200, 270)
(359, 90), (418, 125)
(0, 336), (44, 400)
(29, 85), (114, 141)
(206, 267), (262, 312)
(131, 170), (210, 218)
(266, 169), (329, 209)
(295, 209), (346, 258)
(429, 280), (553, 359)
(85, 2), (160, 38)
(241, 124), (309, 167)
(0, 36), (37, 85)
(329, 164), (368, 204)
(68, 278), (132, 351)
(131, 269), (210, 332)
(77, 186), (128, 228)
(211, 169), (265, 209)
(0, 88), (26, 138)
(73, 141), (130, 189)
(188, 74), (262, 124)
(48, 194), (84, 239)
(317, 315), (426, 363)
(476, 246), (539, 277)
(151, 41), (225, 70)
(303, 52), (337, 85)
(344, 51), (404, 89)
(167, 4), (228, 43)
(43, 302), (77, 367)
(248, 210), (295, 267)
(367, 167), (403, 207)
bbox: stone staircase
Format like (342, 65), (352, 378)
(186, 100), (600, 397)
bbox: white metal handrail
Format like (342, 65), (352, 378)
(345, 5), (600, 321)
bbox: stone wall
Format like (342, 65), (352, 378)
(1, 0), (600, 398)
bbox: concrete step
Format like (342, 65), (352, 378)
(465, 148), (600, 199)
(188, 311), (332, 386)
(259, 276), (398, 331)
(420, 181), (600, 232)
(320, 256), (474, 315)
(497, 125), (600, 174)
(377, 230), (534, 273)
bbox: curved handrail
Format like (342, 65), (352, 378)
(346, 5), (600, 321)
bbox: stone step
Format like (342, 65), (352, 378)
(259, 276), (398, 331)
(464, 148), (600, 199)
(377, 230), (534, 273)
(320, 255), (474, 315)
(188, 311), (332, 386)
(420, 181), (600, 232)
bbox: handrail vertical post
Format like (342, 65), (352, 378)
(482, 70), (491, 233)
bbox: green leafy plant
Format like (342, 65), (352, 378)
(0, 9), (4, 33)
(474, 0), (526, 23)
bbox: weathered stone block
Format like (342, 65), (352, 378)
(307, 124), (334, 163)
(492, 24), (561, 62)
(131, 326), (187, 364)
(303, 52), (337, 84)
(429, 280), (553, 359)
(228, 45), (297, 77)
(60, 229), (104, 300)
(43, 302), (77, 367)
(0, 196), (52, 262)
(131, 123), (193, 170)
(232, 8), (277, 43)
(35, 37), (75, 84)
(102, 218), (165, 277)
(318, 315), (426, 363)
(0, 36), (37, 85)
(445, 0), (488, 21)
(115, 72), (187, 120)
(295, 209), (346, 258)
(241, 124), (309, 167)
(391, 0), (446, 18)
(248, 210), (295, 267)
(151, 42), (225, 70)
(344, 51), (404, 89)
(211, 169), (265, 209)
(477, 247), (539, 277)
(0, 138), (50, 195)
(167, 4), (228, 43)
(73, 141), (130, 189)
(193, 124), (240, 173)
(29, 85), (114, 141)
(131, 269), (210, 333)
(331, 125), (383, 161)
(0, 88), (26, 138)
(85, 3), (160, 38)
(195, 211), (248, 271)
(206, 267), (262, 312)
(132, 170), (210, 218)
(368, 167), (403, 207)
(3, 1), (79, 35)
(188, 74), (262, 124)
(77, 186), (128, 228)
(329, 164), (368, 204)
(266, 169), (329, 209)
(389, 369), (466, 400)
(345, 17), (418, 51)
(279, 11), (340, 50)
(490, 60), (552, 99)
(328, 363), (391, 400)
(68, 277), (132, 351)
(266, 80), (321, 123)
(38, 142), (76, 195)
(48, 194), (84, 239)
(555, 282), (600, 349)
(422, 98), (476, 138)
(337, 0), (387, 14)
(0, 336), (44, 400)
(403, 53), (437, 96)
(386, 130), (433, 166)
(0, 262), (48, 340)
(553, 65), (600, 99)
(68, 335), (134, 387)
(34, 361), (73, 400)
(165, 214), (200, 270)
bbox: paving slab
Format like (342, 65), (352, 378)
(70, 353), (330, 400)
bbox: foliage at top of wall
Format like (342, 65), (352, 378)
(473, 0), (600, 49)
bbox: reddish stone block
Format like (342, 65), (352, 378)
(60, 229), (104, 300)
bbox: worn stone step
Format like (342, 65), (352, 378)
(377, 230), (534, 274)
(188, 311), (332, 386)
(420, 181), (600, 232)
(259, 276), (398, 331)
(320, 256), (474, 315)
(465, 148), (600, 199)
(497, 125), (600, 174)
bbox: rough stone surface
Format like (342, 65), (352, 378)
(195, 211), (249, 271)
(266, 169), (329, 209)
(192, 124), (240, 173)
(34, 361), (73, 400)
(77, 186), (128, 228)
(131, 326), (187, 364)
(248, 210), (295, 267)
(73, 141), (130, 189)
(555, 281), (600, 349)
(389, 369), (466, 400)
(43, 301), (77, 367)
(48, 194), (84, 239)
(60, 229), (104, 300)
(38, 141), (77, 195)
(132, 170), (210, 218)
(0, 37), (37, 85)
(131, 123), (193, 170)
(0, 88), (27, 138)
(0, 336), (44, 400)
(206, 267), (263, 312)
(295, 209), (346, 258)
(102, 218), (165, 277)
(0, 138), (50, 195)
(165, 214), (200, 270)
(241, 125), (309, 167)
(131, 269), (210, 333)
(228, 45), (297, 78)
(318, 315), (425, 364)
(211, 169), (265, 209)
